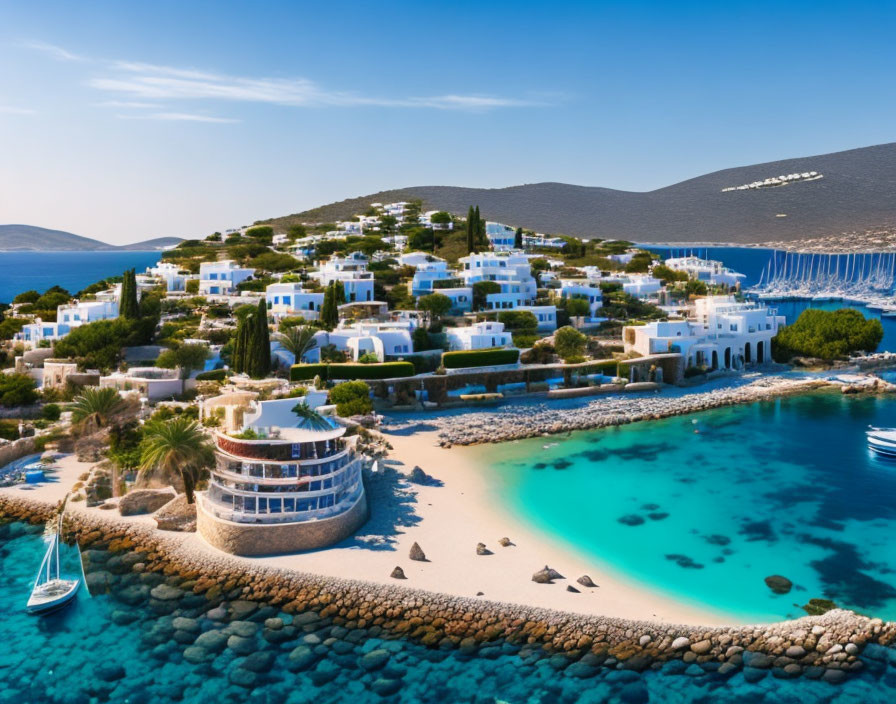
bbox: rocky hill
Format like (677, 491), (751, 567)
(0, 225), (182, 251)
(258, 143), (896, 245)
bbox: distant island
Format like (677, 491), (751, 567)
(0, 224), (183, 251)
(258, 142), (896, 247)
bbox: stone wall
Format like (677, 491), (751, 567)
(0, 436), (37, 468)
(196, 491), (368, 556)
(1, 492), (894, 682)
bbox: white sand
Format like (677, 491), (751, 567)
(240, 427), (732, 626)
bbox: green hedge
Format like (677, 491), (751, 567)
(327, 362), (415, 380)
(290, 362), (415, 381)
(195, 368), (228, 381)
(290, 363), (328, 381)
(442, 348), (520, 369)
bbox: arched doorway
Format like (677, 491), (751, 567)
(744, 342), (752, 364)
(711, 350), (719, 370)
(724, 348), (731, 369)
(757, 341), (764, 364)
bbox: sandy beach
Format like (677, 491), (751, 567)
(204, 423), (732, 626)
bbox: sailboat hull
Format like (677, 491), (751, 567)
(26, 578), (80, 615)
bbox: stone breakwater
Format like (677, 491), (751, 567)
(437, 378), (837, 446)
(1, 494), (895, 685)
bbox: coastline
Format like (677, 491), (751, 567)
(433, 376), (873, 445)
(1, 491), (892, 682)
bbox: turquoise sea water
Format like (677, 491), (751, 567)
(0, 251), (162, 303)
(481, 392), (896, 624)
(3, 522), (896, 704)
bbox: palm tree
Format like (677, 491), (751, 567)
(276, 324), (317, 363)
(291, 403), (334, 431)
(139, 417), (214, 504)
(69, 387), (127, 433)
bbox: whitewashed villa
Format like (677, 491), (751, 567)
(16, 299), (119, 347)
(312, 252), (375, 303)
(199, 260), (256, 296)
(445, 320), (513, 350)
(265, 282), (324, 320)
(623, 295), (785, 369)
(662, 256), (746, 288)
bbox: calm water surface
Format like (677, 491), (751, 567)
(482, 393), (896, 623)
(0, 251), (161, 302)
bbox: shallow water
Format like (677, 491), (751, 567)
(2, 522), (896, 704)
(482, 393), (896, 623)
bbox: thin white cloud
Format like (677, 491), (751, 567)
(0, 106), (36, 115)
(19, 40), (86, 62)
(97, 100), (161, 109)
(117, 111), (239, 124)
(89, 61), (539, 111)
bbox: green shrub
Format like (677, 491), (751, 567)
(397, 354), (442, 374)
(329, 381), (373, 417)
(327, 362), (415, 380)
(195, 368), (228, 381)
(290, 363), (329, 381)
(772, 308), (883, 362)
(0, 373), (38, 407)
(442, 348), (520, 369)
(41, 403), (62, 421)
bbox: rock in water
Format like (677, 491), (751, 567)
(498, 537), (513, 547)
(532, 566), (554, 584)
(409, 542), (426, 561)
(390, 566), (407, 579)
(764, 575), (793, 594)
(577, 575), (598, 588)
(476, 543), (492, 556)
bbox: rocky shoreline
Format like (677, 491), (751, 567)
(436, 377), (869, 446)
(2, 493), (895, 687)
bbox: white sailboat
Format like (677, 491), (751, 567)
(26, 512), (81, 615)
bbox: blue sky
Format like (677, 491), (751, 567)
(1, 1), (894, 244)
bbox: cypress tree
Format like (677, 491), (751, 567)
(466, 206), (476, 253)
(474, 206), (486, 249)
(119, 269), (140, 319)
(514, 227), (523, 249)
(250, 298), (271, 378)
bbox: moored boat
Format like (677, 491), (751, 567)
(26, 512), (80, 615)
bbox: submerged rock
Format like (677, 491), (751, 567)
(618, 514), (645, 526)
(764, 575), (793, 594)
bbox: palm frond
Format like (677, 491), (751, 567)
(291, 403), (334, 432)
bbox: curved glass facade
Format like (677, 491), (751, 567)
(204, 432), (363, 524)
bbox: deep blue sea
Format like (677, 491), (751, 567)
(2, 520), (896, 704)
(482, 393), (896, 625)
(645, 245), (896, 352)
(0, 251), (162, 303)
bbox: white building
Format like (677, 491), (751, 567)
(149, 262), (192, 292)
(309, 321), (415, 362)
(265, 283), (324, 320)
(485, 222), (517, 251)
(662, 256), (746, 288)
(523, 233), (566, 250)
(199, 260), (256, 296)
(623, 296), (785, 370)
(16, 299), (120, 347)
(517, 305), (558, 332)
(458, 252), (538, 311)
(445, 321), (514, 351)
(312, 253), (375, 303)
(99, 367), (184, 401)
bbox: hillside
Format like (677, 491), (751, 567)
(258, 143), (896, 245)
(0, 225), (182, 251)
